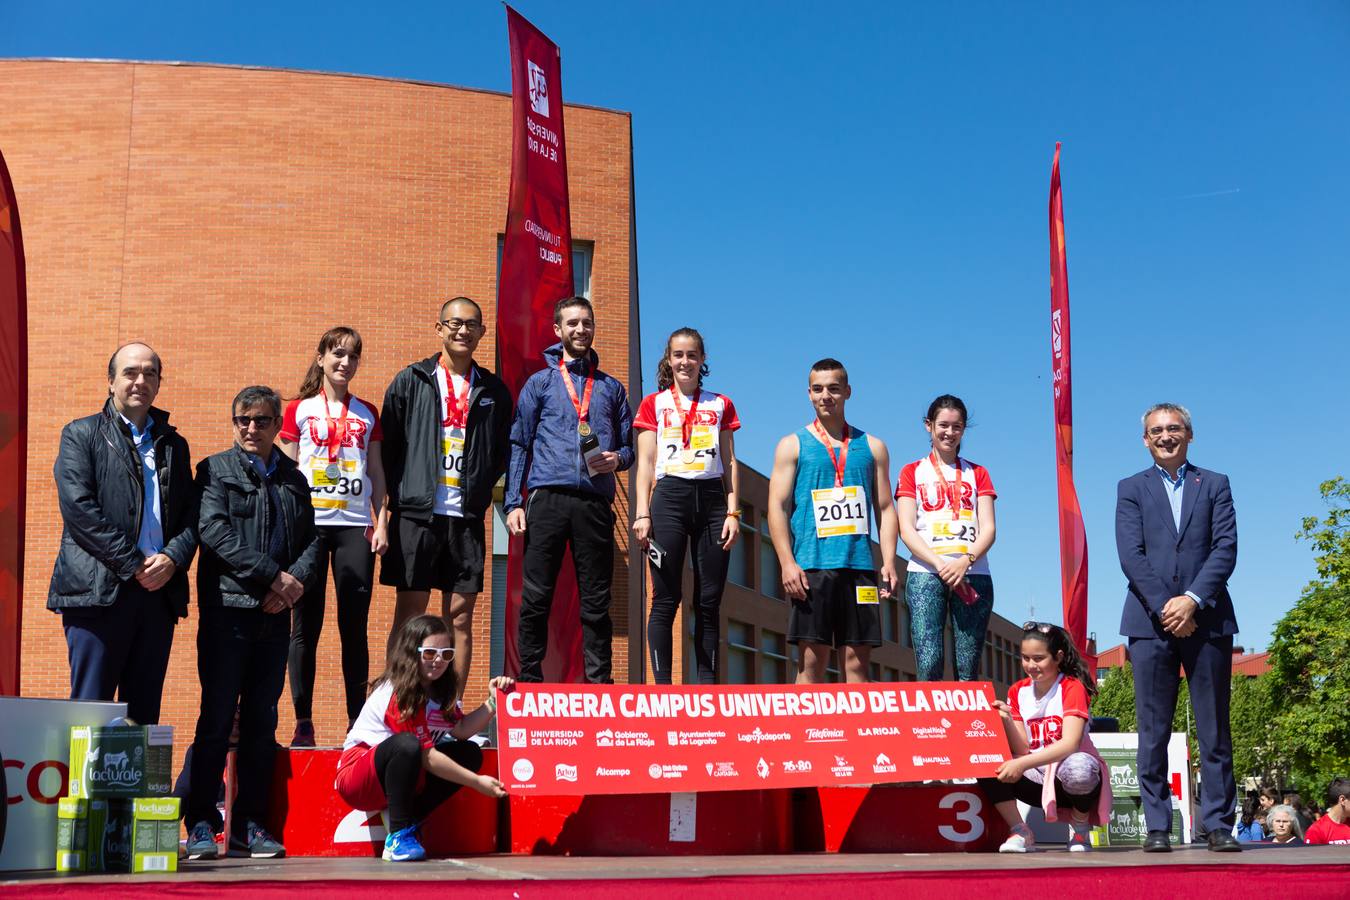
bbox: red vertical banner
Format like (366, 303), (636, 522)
(0, 148), (27, 696)
(500, 7), (584, 681)
(1048, 143), (1090, 658)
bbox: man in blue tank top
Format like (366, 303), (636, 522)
(767, 358), (899, 683)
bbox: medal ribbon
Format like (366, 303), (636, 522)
(812, 419), (849, 488)
(440, 359), (474, 428)
(929, 451), (964, 521)
(318, 385), (351, 466)
(558, 357), (594, 426)
(670, 386), (701, 448)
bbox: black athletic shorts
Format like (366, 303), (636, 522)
(787, 568), (882, 648)
(379, 512), (485, 594)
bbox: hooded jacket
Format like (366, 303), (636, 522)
(505, 343), (633, 512)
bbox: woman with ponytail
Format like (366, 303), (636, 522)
(631, 328), (741, 683)
(279, 326), (389, 745)
(980, 622), (1113, 853)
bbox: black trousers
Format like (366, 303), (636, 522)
(185, 605), (290, 834)
(647, 478), (729, 684)
(63, 582), (177, 724)
(375, 732), (483, 832)
(979, 774), (1101, 815)
(288, 525), (375, 722)
(517, 487), (615, 684)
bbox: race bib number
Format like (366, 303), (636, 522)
(310, 458), (364, 510)
(660, 426), (717, 475)
(442, 435), (465, 488)
(930, 509), (976, 556)
(812, 485), (867, 538)
(855, 585), (879, 605)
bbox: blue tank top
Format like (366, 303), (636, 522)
(790, 425), (876, 571)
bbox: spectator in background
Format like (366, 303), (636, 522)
(1264, 804), (1305, 845)
(1233, 798), (1265, 842)
(1283, 792), (1314, 832)
(1303, 780), (1350, 845)
(1258, 788), (1280, 812)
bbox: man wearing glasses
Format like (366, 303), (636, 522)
(1115, 402), (1240, 853)
(380, 296), (512, 695)
(48, 342), (197, 726)
(185, 386), (320, 860)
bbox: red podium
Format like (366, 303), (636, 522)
(795, 783), (1009, 852)
(266, 747), (500, 857)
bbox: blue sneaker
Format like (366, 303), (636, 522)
(382, 824), (426, 862)
(185, 821), (219, 860)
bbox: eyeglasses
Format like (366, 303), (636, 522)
(439, 319), (484, 334)
(417, 646), (455, 662)
(1022, 621), (1055, 634)
(1147, 424), (1188, 437)
(232, 415), (277, 429)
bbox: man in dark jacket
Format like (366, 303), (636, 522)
(380, 296), (512, 691)
(184, 385), (319, 861)
(505, 296), (634, 684)
(48, 342), (197, 725)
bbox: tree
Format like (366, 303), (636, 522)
(1266, 478), (1350, 791)
(1092, 662), (1136, 731)
(1229, 671), (1278, 785)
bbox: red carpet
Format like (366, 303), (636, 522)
(12, 864), (1350, 899)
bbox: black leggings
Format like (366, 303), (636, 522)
(288, 525), (375, 722)
(375, 732), (484, 832)
(978, 774), (1101, 815)
(647, 478), (730, 684)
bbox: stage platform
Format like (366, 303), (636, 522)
(6, 844), (1348, 898)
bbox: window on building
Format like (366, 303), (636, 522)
(760, 629), (788, 684)
(727, 505), (755, 588)
(726, 619), (755, 684)
(497, 240), (593, 299)
(902, 604), (913, 648)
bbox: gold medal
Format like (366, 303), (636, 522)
(578, 422), (592, 437)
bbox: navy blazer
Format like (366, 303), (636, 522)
(1115, 463), (1238, 639)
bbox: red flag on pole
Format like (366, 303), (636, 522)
(500, 6), (584, 682)
(0, 148), (27, 696)
(1049, 143), (1090, 657)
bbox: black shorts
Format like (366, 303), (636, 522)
(788, 568), (882, 648)
(379, 513), (485, 594)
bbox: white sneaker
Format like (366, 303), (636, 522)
(999, 825), (1036, 853)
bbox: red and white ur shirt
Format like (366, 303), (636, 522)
(1008, 674), (1091, 752)
(281, 394), (382, 527)
(342, 680), (465, 752)
(895, 456), (997, 575)
(633, 389), (741, 481)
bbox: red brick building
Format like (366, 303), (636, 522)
(0, 59), (638, 750)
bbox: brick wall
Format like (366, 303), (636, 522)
(0, 59), (635, 754)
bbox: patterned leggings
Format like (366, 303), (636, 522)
(980, 751), (1103, 814)
(905, 572), (995, 681)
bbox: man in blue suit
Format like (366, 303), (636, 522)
(1115, 403), (1240, 853)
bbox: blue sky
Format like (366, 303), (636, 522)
(5, 2), (1348, 650)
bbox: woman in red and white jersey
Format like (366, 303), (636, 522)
(895, 394), (997, 681)
(631, 327), (741, 684)
(336, 614), (507, 862)
(280, 326), (389, 746)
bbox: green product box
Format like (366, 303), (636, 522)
(54, 797), (114, 872)
(128, 797), (181, 873)
(1092, 795), (1182, 847)
(68, 724), (174, 798)
(55, 797), (179, 873)
(1098, 747), (1141, 798)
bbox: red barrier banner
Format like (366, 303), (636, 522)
(496, 683), (1010, 795)
(0, 148), (27, 697)
(500, 5), (584, 682)
(1049, 142), (1090, 658)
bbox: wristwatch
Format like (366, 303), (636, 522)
(964, 552), (977, 564)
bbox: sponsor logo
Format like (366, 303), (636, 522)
(969, 753), (1005, 764)
(509, 728), (527, 748)
(830, 755), (854, 778)
(941, 718), (953, 728)
(668, 731), (679, 746)
(524, 729), (584, 748)
(756, 758), (771, 779)
(554, 763), (578, 782)
(737, 727), (791, 744)
(597, 729), (653, 748)
(86, 746), (144, 787)
(649, 764), (663, 779)
(910, 754), (953, 767)
(708, 762), (739, 778)
(857, 726), (900, 737)
(648, 764), (688, 780)
(527, 60), (549, 117)
(1110, 764), (1139, 789)
(595, 766), (630, 777)
(668, 730), (727, 747)
(969, 719), (985, 730)
(806, 727), (846, 743)
(706, 762), (714, 775)
(963, 717), (999, 738)
(911, 725), (948, 740)
(873, 752), (897, 775)
(595, 729), (614, 747)
(511, 758), (535, 782)
(782, 759), (812, 774)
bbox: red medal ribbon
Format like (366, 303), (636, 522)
(558, 356), (594, 425)
(318, 385), (351, 466)
(440, 359), (473, 428)
(929, 451), (964, 521)
(670, 386), (701, 448)
(812, 419), (849, 487)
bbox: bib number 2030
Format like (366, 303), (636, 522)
(812, 485), (867, 538)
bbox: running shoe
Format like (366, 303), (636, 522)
(382, 824), (427, 862)
(229, 821), (286, 858)
(185, 821), (219, 860)
(1068, 829), (1093, 852)
(290, 720), (316, 748)
(999, 823), (1036, 853)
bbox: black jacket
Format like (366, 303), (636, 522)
(48, 401), (198, 616)
(381, 355), (513, 521)
(195, 445), (320, 609)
